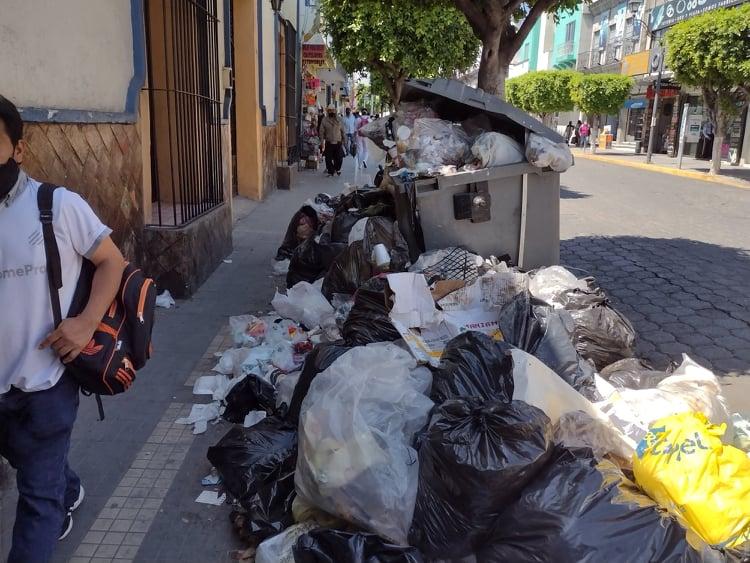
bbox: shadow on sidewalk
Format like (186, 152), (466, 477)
(561, 186), (591, 199)
(561, 235), (750, 376)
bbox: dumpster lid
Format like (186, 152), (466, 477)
(401, 78), (565, 144)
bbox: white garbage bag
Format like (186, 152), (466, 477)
(272, 282), (335, 329)
(596, 354), (733, 445)
(528, 265), (588, 307)
(155, 290), (176, 309)
(471, 132), (525, 168)
(296, 343), (434, 545)
(525, 133), (573, 172)
(212, 348), (253, 377)
(255, 522), (319, 563)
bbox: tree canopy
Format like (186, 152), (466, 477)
(320, 0), (480, 106)
(506, 70), (575, 121)
(570, 74), (633, 117)
(665, 4), (750, 173)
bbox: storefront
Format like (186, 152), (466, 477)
(675, 94), (748, 163)
(623, 97), (647, 142)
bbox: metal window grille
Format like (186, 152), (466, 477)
(145, 0), (224, 227)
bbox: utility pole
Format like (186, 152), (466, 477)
(646, 45), (663, 164)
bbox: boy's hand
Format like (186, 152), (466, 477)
(39, 315), (98, 363)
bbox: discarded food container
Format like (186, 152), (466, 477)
(392, 78), (567, 268)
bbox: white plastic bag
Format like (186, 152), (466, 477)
(296, 343), (434, 545)
(255, 522), (319, 563)
(528, 265), (588, 307)
(276, 371), (302, 411)
(471, 132), (525, 168)
(212, 348), (253, 377)
(272, 282), (335, 329)
(525, 133), (573, 172)
(229, 315), (267, 347)
(596, 355), (732, 446)
(403, 118), (471, 173)
(155, 290), (176, 309)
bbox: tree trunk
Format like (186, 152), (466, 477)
(590, 115), (599, 154)
(710, 107), (728, 175)
(392, 75), (405, 109)
(476, 33), (509, 98)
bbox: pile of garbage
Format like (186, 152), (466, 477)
(359, 100), (573, 177)
(187, 183), (750, 562)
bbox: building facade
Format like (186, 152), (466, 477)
(2, 0), (305, 296)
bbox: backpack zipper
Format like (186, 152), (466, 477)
(137, 278), (154, 323)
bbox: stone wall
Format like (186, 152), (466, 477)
(142, 203), (233, 298)
(21, 121), (144, 262)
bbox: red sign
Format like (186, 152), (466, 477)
(302, 44), (326, 62)
(305, 78), (320, 90)
(647, 84), (680, 99)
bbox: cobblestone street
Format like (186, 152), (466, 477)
(3, 157), (750, 562)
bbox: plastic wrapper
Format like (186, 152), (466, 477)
(296, 343), (434, 545)
(479, 446), (701, 562)
(596, 355), (733, 445)
(600, 358), (670, 390)
(276, 206), (320, 260)
(207, 417), (297, 542)
(528, 265), (589, 306)
(525, 132), (574, 172)
(272, 281), (335, 329)
(430, 332), (515, 405)
(287, 239), (347, 288)
(320, 241), (373, 300)
(229, 315), (267, 347)
(402, 118), (471, 173)
(255, 522), (319, 563)
(498, 292), (599, 400)
(293, 529), (425, 562)
(285, 343), (351, 424)
(471, 132), (525, 168)
(342, 277), (401, 346)
(359, 102), (438, 150)
(410, 398), (554, 560)
(633, 412), (750, 550)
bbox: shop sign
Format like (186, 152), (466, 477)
(647, 84), (680, 98)
(649, 0), (745, 31)
(302, 43), (326, 63)
(622, 51), (650, 76)
(624, 98), (647, 109)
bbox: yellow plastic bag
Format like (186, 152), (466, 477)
(633, 411), (750, 549)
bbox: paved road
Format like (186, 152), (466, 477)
(2, 157), (749, 562)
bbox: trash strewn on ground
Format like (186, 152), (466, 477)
(183, 101), (748, 560)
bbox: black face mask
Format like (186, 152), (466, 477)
(0, 158), (20, 201)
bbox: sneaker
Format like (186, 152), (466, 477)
(69, 485), (85, 512)
(59, 512), (73, 541)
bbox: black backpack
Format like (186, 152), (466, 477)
(38, 184), (156, 417)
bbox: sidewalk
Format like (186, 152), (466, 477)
(1, 157), (368, 563)
(573, 147), (750, 189)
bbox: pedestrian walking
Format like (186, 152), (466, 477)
(579, 121), (591, 150)
(319, 105), (346, 176)
(356, 109), (371, 169)
(0, 94), (127, 563)
(343, 107), (357, 156)
(573, 120), (582, 146)
(564, 121), (574, 144)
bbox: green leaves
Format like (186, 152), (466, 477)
(506, 70), (576, 116)
(665, 3), (750, 114)
(570, 73), (633, 116)
(320, 0), (480, 105)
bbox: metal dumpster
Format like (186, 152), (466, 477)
(390, 78), (569, 270)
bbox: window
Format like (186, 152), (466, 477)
(523, 43), (530, 60)
(565, 21), (575, 42)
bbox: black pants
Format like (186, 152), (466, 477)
(324, 143), (343, 174)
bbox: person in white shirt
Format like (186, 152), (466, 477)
(342, 107), (357, 156)
(0, 94), (127, 562)
(356, 109), (371, 169)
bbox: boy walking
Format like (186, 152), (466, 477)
(0, 94), (126, 563)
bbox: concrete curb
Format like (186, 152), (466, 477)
(572, 150), (750, 190)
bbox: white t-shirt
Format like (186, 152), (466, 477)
(343, 114), (357, 135)
(0, 173), (111, 393)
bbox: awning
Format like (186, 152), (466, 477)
(624, 99), (647, 109)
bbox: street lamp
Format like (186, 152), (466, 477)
(271, 0), (284, 13)
(628, 0), (662, 164)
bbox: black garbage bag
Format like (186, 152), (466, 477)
(284, 342), (351, 424)
(498, 292), (599, 400)
(321, 241), (373, 299)
(342, 277), (401, 345)
(360, 216), (410, 273)
(276, 205), (320, 261)
(430, 332), (515, 405)
(223, 373), (278, 423)
(600, 358), (670, 390)
(293, 529), (424, 563)
(409, 398), (554, 560)
(240, 469), (296, 543)
(478, 446), (702, 563)
(287, 239), (347, 288)
(556, 289), (636, 370)
(207, 416), (297, 513)
(334, 188), (396, 216)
